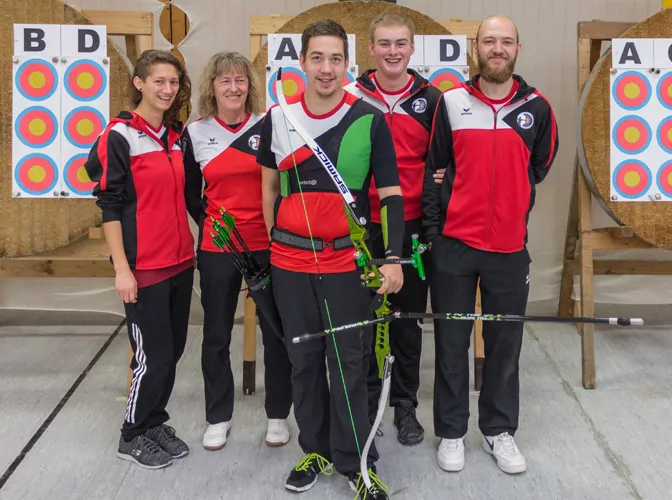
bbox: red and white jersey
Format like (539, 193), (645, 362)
(184, 113), (268, 253)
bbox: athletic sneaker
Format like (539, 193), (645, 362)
(347, 467), (389, 499)
(145, 424), (189, 458)
(265, 419), (290, 446)
(203, 421), (231, 450)
(285, 453), (333, 492)
(393, 402), (424, 445)
(117, 434), (172, 469)
(437, 436), (466, 472)
(482, 432), (527, 474)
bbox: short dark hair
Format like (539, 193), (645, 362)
(300, 19), (349, 60)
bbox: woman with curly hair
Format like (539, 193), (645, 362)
(183, 51), (293, 451)
(85, 49), (194, 470)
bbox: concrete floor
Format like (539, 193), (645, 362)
(0, 299), (671, 500)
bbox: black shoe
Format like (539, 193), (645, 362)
(285, 453), (332, 492)
(347, 467), (389, 499)
(117, 434), (172, 469)
(393, 402), (424, 446)
(145, 424), (189, 458)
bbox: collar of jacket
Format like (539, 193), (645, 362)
(355, 68), (430, 103)
(464, 73), (536, 105)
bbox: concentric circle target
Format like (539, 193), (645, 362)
(64, 154), (95, 196)
(612, 159), (652, 200)
(656, 161), (672, 199)
(428, 68), (465, 92)
(15, 59), (58, 101)
(612, 71), (652, 110)
(656, 71), (672, 110)
(63, 106), (106, 148)
(612, 115), (652, 154)
(64, 59), (107, 101)
(267, 67), (307, 104)
(14, 106), (58, 148)
(14, 153), (59, 196)
(656, 117), (672, 154)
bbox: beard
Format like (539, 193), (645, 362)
(478, 53), (517, 84)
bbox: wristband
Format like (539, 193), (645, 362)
(380, 194), (404, 258)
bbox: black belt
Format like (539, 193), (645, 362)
(271, 227), (354, 251)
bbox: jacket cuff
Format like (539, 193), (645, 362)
(101, 207), (122, 223)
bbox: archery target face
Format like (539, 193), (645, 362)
(63, 106), (106, 148)
(656, 117), (672, 154)
(428, 68), (465, 92)
(612, 159), (652, 199)
(612, 71), (652, 110)
(64, 153), (95, 196)
(14, 153), (59, 196)
(267, 67), (307, 105)
(14, 106), (58, 148)
(15, 59), (58, 101)
(657, 160), (672, 199)
(656, 71), (672, 110)
(64, 59), (107, 101)
(612, 115), (652, 155)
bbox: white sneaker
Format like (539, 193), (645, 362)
(202, 421), (231, 450)
(437, 436), (465, 472)
(265, 419), (290, 447)
(482, 432), (527, 474)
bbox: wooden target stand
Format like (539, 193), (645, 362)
(558, 16), (672, 390)
(244, 15), (488, 394)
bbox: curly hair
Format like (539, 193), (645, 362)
(129, 49), (192, 129)
(197, 51), (262, 118)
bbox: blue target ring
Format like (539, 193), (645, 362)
(612, 71), (652, 111)
(267, 67), (306, 104)
(14, 153), (59, 196)
(14, 106), (59, 148)
(64, 59), (107, 101)
(15, 59), (59, 101)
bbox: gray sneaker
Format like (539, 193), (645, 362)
(145, 424), (189, 458)
(117, 434), (172, 469)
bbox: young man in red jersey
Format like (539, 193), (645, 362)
(345, 10), (442, 447)
(258, 19), (404, 499)
(423, 15), (559, 475)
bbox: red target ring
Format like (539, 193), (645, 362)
(612, 71), (651, 110)
(612, 160), (652, 200)
(15, 59), (58, 101)
(342, 71), (355, 86)
(64, 154), (95, 196)
(14, 153), (58, 196)
(657, 117), (672, 154)
(267, 67), (306, 104)
(657, 161), (672, 199)
(428, 68), (465, 92)
(656, 71), (672, 110)
(64, 106), (106, 148)
(15, 107), (58, 148)
(64, 60), (107, 101)
(612, 115), (652, 154)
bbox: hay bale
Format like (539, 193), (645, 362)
(251, 0), (478, 109)
(0, 0), (132, 257)
(580, 9), (672, 250)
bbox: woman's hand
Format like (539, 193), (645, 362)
(115, 268), (138, 303)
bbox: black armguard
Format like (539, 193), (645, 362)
(380, 194), (404, 258)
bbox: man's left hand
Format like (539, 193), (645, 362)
(364, 261), (404, 295)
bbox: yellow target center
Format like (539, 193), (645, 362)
(624, 171), (641, 187)
(76, 166), (92, 183)
(76, 119), (94, 136)
(282, 80), (298, 95)
(439, 81), (455, 92)
(623, 82), (640, 99)
(623, 126), (640, 143)
(668, 85), (672, 99)
(28, 71), (46, 89)
(28, 165), (46, 183)
(668, 128), (672, 143)
(28, 119), (46, 136)
(77, 72), (95, 89)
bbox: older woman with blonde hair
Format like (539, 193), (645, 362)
(183, 51), (292, 451)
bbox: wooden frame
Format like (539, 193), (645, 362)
(558, 19), (672, 389)
(247, 15), (486, 393)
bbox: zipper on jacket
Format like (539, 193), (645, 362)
(166, 147), (182, 265)
(483, 110), (499, 250)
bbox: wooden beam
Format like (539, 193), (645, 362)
(437, 19), (480, 37)
(581, 228), (656, 250)
(577, 21), (636, 40)
(249, 15), (291, 35)
(567, 259), (672, 275)
(82, 10), (153, 35)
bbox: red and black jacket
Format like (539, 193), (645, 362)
(345, 69), (441, 223)
(423, 74), (559, 253)
(85, 111), (195, 270)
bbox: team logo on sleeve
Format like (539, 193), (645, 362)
(412, 98), (427, 113)
(248, 134), (260, 150)
(517, 112), (534, 129)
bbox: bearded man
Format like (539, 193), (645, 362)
(421, 15), (559, 475)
